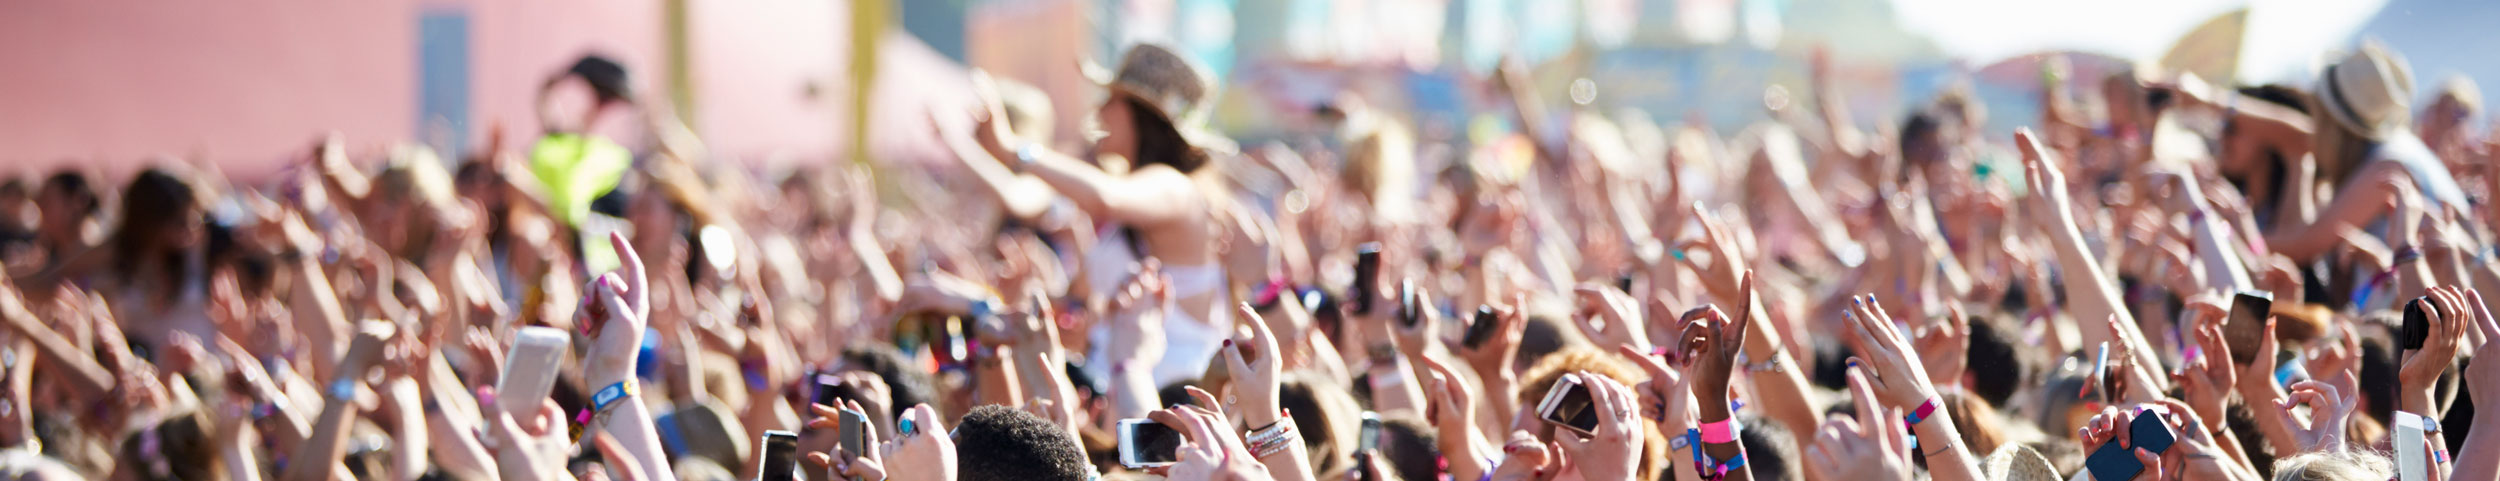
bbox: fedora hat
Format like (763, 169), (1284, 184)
(1082, 43), (1236, 156)
(1979, 444), (2061, 481)
(2314, 40), (2417, 140)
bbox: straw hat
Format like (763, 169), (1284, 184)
(2314, 41), (2417, 140)
(1979, 444), (2062, 481)
(1082, 43), (1235, 155)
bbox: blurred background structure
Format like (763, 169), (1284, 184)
(2, 0), (2494, 177)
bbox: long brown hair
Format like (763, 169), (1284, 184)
(1121, 96), (1208, 174)
(113, 168), (200, 289)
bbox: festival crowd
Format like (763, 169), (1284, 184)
(0, 34), (2498, 481)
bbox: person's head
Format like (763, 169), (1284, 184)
(1279, 372), (1365, 474)
(839, 344), (938, 415)
(1733, 413), (1799, 481)
(1090, 43), (1213, 175)
(1940, 391), (2008, 457)
(1966, 314), (2045, 408)
(1375, 415), (1441, 481)
(1897, 110), (1948, 185)
(953, 404), (1091, 481)
(2217, 84), (2313, 188)
(114, 167), (206, 279)
(116, 411), (218, 481)
(35, 170), (99, 235)
(2418, 75), (2481, 151)
(365, 146), (456, 260)
(2270, 448), (2394, 481)
(541, 54), (634, 134)
(2309, 42), (2417, 183)
(1517, 347), (1664, 481)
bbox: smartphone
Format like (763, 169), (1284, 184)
(2403, 297), (2432, 350)
(1357, 411), (1384, 453)
(1461, 305), (1501, 349)
(837, 408), (870, 457)
(1117, 419), (1183, 468)
(495, 327), (571, 417)
(1352, 244), (1383, 316)
(1535, 373), (1600, 435)
(2083, 407), (2175, 481)
(813, 373), (863, 407)
(2396, 411), (2430, 481)
(2225, 291), (2274, 365)
(1396, 279), (1421, 328)
(2089, 342), (2112, 404)
(759, 430), (799, 481)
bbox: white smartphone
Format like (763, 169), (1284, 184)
(495, 326), (571, 417)
(1117, 419), (1183, 468)
(1536, 373), (1599, 435)
(2395, 411), (2429, 481)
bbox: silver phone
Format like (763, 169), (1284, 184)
(495, 326), (571, 417)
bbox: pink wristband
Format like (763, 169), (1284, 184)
(1905, 397), (1939, 425)
(1698, 418), (1741, 444)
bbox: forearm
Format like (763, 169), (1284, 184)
(2212, 426), (2257, 477)
(2452, 423), (2500, 481)
(1909, 414), (1983, 481)
(971, 355), (1021, 409)
(2188, 208), (2254, 293)
(851, 235), (904, 306)
(1107, 360), (1160, 422)
(0, 308), (113, 398)
(283, 382), (364, 481)
(1257, 435), (1319, 481)
(1697, 396), (1752, 481)
(1366, 359), (1427, 418)
(591, 396), (676, 481)
(427, 405), (501, 481)
(289, 260), (349, 382)
(946, 131), (1057, 221)
(2046, 220), (2132, 351)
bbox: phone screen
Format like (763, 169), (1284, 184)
(1352, 244), (1383, 315)
(760, 430), (799, 481)
(1357, 412), (1383, 453)
(1537, 375), (1600, 435)
(2396, 412), (2429, 481)
(2403, 297), (2432, 350)
(2130, 407), (2177, 455)
(1462, 306), (1500, 348)
(1397, 280), (1420, 328)
(1120, 420), (1183, 467)
(838, 409), (869, 456)
(2225, 291), (2273, 365)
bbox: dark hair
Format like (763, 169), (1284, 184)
(1965, 314), (2043, 408)
(953, 404), (1091, 481)
(1377, 415), (1441, 481)
(2358, 332), (2399, 426)
(1896, 110), (1944, 183)
(119, 411), (218, 481)
(840, 344), (937, 415)
(2225, 403), (2275, 479)
(41, 171), (97, 215)
(1515, 315), (1574, 371)
(569, 54), (634, 104)
(1120, 96), (1209, 174)
(1734, 413), (1798, 481)
(114, 168), (200, 287)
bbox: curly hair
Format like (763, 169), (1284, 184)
(1516, 346), (1665, 481)
(953, 405), (1091, 481)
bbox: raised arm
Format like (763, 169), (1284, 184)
(2017, 129), (2138, 353)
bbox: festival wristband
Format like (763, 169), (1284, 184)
(1904, 397), (1939, 425)
(1699, 418), (1741, 444)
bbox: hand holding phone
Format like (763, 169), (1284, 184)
(759, 430), (799, 481)
(2081, 405), (2177, 481)
(1461, 305), (1500, 349)
(1535, 373), (1600, 435)
(495, 327), (570, 417)
(1352, 244), (1383, 316)
(2224, 291), (2273, 365)
(1118, 419), (1183, 468)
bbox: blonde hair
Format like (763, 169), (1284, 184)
(1340, 118), (1416, 224)
(1516, 347), (1666, 481)
(2271, 448), (2393, 481)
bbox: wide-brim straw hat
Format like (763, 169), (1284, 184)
(2314, 40), (2417, 141)
(1980, 444), (2062, 481)
(1081, 42), (1236, 156)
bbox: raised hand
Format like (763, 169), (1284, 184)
(1153, 403), (1268, 481)
(1840, 294), (1935, 409)
(1913, 305), (1971, 390)
(2015, 128), (2077, 234)
(1456, 293), (1528, 379)
(2401, 286), (2473, 414)
(1419, 356), (1491, 481)
(1572, 283), (1652, 354)
(882, 405), (958, 481)
(1804, 367), (1912, 481)
(1551, 372), (1645, 481)
(2276, 379), (2356, 453)
(582, 232), (650, 386)
(2175, 300), (2238, 431)
(1676, 203), (1750, 303)
(1226, 303), (1287, 427)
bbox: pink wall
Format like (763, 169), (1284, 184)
(0, 0), (861, 179)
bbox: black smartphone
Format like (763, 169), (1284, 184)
(1614, 274), (1634, 293)
(2083, 406), (2178, 481)
(1534, 374), (1600, 435)
(1352, 244), (1383, 316)
(2403, 297), (2432, 350)
(2225, 291), (2273, 365)
(1461, 305), (1501, 349)
(1397, 279), (1421, 328)
(812, 373), (861, 407)
(759, 430), (799, 481)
